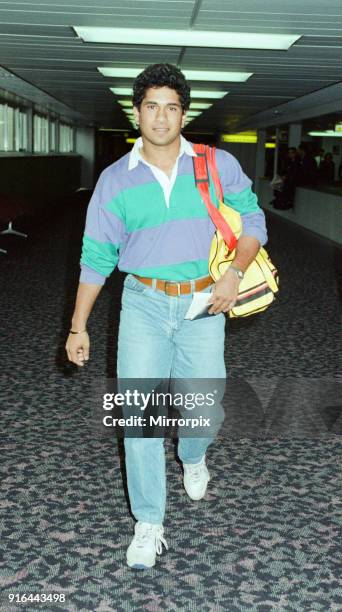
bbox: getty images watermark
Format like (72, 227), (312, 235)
(102, 388), (219, 429)
(89, 377), (341, 438)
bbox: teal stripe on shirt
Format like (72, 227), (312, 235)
(223, 186), (260, 215)
(81, 235), (120, 277)
(118, 258), (210, 281)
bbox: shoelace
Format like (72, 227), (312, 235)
(185, 462), (205, 482)
(135, 523), (169, 554)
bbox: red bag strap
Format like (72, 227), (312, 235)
(192, 144), (237, 251)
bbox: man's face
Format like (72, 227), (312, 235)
(133, 86), (186, 147)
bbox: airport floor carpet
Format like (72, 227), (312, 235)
(0, 202), (341, 612)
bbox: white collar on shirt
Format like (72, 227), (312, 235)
(128, 134), (196, 171)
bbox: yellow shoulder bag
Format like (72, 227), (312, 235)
(193, 144), (279, 318)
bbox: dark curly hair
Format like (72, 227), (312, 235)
(132, 63), (191, 112)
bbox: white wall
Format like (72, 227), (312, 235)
(258, 178), (342, 245)
(75, 126), (96, 189)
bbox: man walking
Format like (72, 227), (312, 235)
(66, 64), (267, 569)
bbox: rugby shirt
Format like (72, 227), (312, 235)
(80, 136), (267, 285)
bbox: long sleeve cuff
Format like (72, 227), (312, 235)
(79, 263), (107, 285)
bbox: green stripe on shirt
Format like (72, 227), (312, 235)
(81, 235), (120, 276)
(223, 186), (260, 215)
(124, 258), (210, 281)
(106, 175), (215, 232)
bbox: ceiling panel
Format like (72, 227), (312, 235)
(0, 0), (341, 130)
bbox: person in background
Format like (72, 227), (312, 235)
(315, 147), (325, 168)
(273, 147), (300, 210)
(297, 143), (318, 187)
(318, 153), (335, 184)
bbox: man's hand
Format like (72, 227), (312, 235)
(65, 331), (90, 367)
(208, 270), (240, 315)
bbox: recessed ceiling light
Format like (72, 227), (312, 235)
(75, 27), (300, 50)
(189, 102), (212, 109)
(308, 130), (342, 137)
(221, 132), (257, 143)
(191, 90), (228, 99)
(100, 67), (252, 82)
(118, 100), (133, 107)
(184, 70), (252, 82)
(110, 88), (228, 99)
(110, 87), (133, 96)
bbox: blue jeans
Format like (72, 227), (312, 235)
(117, 274), (226, 524)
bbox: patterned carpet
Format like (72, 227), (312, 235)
(0, 202), (341, 611)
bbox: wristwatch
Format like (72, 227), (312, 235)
(229, 265), (244, 280)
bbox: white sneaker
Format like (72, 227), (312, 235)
(183, 455), (210, 501)
(126, 521), (168, 569)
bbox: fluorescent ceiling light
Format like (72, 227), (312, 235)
(308, 130), (342, 138)
(100, 68), (139, 78)
(110, 87), (133, 96)
(75, 27), (300, 50)
(221, 131), (257, 143)
(185, 111), (201, 117)
(100, 67), (252, 82)
(118, 100), (133, 107)
(110, 88), (228, 100)
(189, 102), (211, 109)
(184, 70), (252, 82)
(190, 90), (228, 99)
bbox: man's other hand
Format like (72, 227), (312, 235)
(65, 331), (90, 367)
(208, 271), (240, 315)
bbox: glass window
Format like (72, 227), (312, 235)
(19, 110), (27, 151)
(0, 101), (74, 154)
(0, 103), (5, 150)
(0, 103), (16, 151)
(50, 120), (56, 152)
(59, 123), (74, 152)
(34, 114), (49, 153)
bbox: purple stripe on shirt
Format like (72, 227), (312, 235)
(80, 264), (106, 285)
(119, 217), (215, 270)
(84, 201), (127, 245)
(95, 153), (156, 204)
(241, 212), (268, 245)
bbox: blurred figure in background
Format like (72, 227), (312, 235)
(297, 143), (318, 187)
(315, 147), (325, 168)
(273, 147), (300, 210)
(318, 153), (335, 184)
